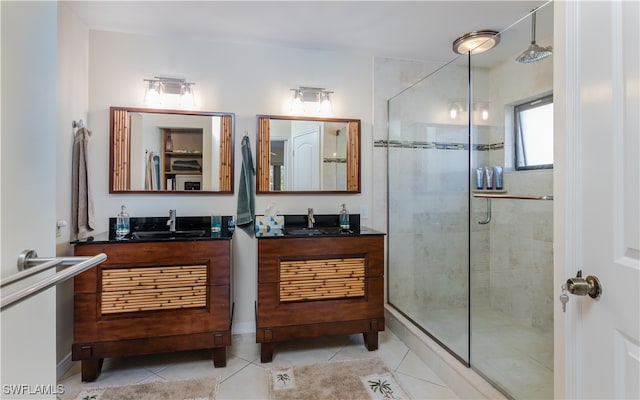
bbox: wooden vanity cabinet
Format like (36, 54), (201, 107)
(256, 235), (385, 362)
(72, 240), (231, 382)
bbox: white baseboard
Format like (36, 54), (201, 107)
(57, 352), (73, 381)
(232, 321), (255, 335)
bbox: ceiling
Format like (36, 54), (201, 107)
(65, 1), (551, 64)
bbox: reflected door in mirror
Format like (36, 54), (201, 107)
(257, 115), (360, 194)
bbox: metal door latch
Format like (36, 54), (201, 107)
(566, 270), (602, 299)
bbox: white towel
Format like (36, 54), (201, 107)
(72, 127), (95, 239)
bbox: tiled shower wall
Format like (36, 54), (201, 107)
(472, 120), (553, 333)
(381, 120), (553, 334)
(384, 123), (470, 312)
(482, 169), (553, 332)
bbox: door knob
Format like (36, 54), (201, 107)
(566, 270), (602, 299)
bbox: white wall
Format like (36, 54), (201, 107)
(1, 2), (58, 398)
(56, 2), (89, 375)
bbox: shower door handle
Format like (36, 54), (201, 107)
(566, 270), (602, 299)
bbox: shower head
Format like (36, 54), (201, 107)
(516, 43), (553, 63)
(516, 9), (552, 63)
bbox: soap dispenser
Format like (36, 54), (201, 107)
(339, 203), (350, 230)
(116, 205), (130, 239)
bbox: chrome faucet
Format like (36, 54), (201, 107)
(167, 209), (176, 232)
(307, 208), (315, 228)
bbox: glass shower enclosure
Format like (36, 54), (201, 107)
(387, 3), (554, 399)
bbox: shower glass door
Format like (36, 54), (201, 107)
(469, 3), (554, 398)
(387, 3), (554, 398)
(387, 54), (470, 362)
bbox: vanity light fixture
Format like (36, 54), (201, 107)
(290, 86), (334, 115)
(144, 76), (196, 108)
(452, 30), (500, 55)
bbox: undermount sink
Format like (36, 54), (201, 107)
(284, 228), (324, 236)
(131, 229), (207, 239)
(283, 227), (350, 236)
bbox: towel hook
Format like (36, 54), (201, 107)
(72, 119), (84, 129)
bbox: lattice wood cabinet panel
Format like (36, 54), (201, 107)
(279, 257), (365, 302)
(101, 265), (208, 314)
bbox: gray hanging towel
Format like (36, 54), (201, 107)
(236, 135), (255, 231)
(71, 126), (95, 239)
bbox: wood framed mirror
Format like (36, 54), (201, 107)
(110, 107), (234, 194)
(256, 115), (360, 194)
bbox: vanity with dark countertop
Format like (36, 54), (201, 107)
(71, 216), (234, 382)
(255, 214), (386, 362)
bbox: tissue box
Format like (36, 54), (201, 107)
(255, 215), (284, 232)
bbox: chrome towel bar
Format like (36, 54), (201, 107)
(473, 192), (553, 225)
(0, 250), (106, 311)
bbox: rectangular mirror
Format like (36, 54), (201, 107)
(110, 107), (234, 194)
(256, 115), (360, 194)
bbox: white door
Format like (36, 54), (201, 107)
(556, 1), (639, 398)
(291, 126), (321, 191)
(1, 1), (58, 395)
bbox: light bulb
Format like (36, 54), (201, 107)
(320, 92), (333, 115)
(144, 80), (163, 106)
(180, 83), (196, 109)
(450, 107), (458, 119)
(290, 90), (304, 113)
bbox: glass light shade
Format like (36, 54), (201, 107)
(144, 81), (163, 106)
(180, 83), (196, 109)
(450, 107), (458, 119)
(319, 92), (333, 115)
(290, 90), (304, 113)
(452, 30), (500, 54)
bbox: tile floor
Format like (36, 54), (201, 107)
(57, 330), (461, 400)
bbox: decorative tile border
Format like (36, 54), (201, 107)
(374, 139), (503, 151)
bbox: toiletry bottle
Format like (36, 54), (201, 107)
(165, 134), (173, 152)
(485, 166), (494, 190)
(116, 205), (130, 238)
(494, 166), (504, 190)
(475, 167), (485, 190)
(339, 204), (350, 230)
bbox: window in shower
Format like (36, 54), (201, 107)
(514, 93), (554, 170)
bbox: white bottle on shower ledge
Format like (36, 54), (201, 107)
(484, 166), (494, 190)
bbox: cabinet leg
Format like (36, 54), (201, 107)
(260, 343), (275, 363)
(81, 358), (104, 382)
(363, 332), (379, 351)
(212, 347), (227, 368)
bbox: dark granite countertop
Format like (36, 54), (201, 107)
(255, 214), (385, 238)
(71, 216), (234, 244)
